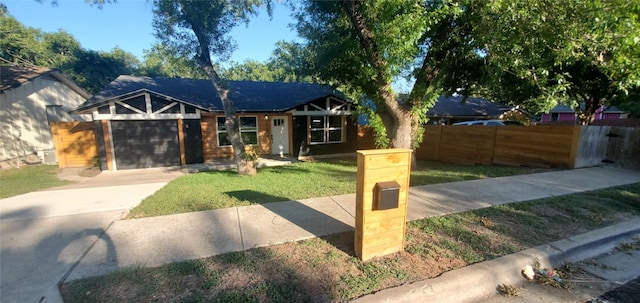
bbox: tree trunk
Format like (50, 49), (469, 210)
(237, 159), (257, 175)
(200, 64), (253, 175)
(577, 96), (599, 125)
(389, 111), (413, 149)
(178, 2), (254, 175)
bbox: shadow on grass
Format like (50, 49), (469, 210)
(225, 190), (290, 204)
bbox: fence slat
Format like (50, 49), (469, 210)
(412, 125), (637, 169)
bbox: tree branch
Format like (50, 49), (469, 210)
(340, 0), (401, 115)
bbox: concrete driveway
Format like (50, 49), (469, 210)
(0, 167), (184, 303)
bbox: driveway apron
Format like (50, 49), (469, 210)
(0, 182), (169, 303)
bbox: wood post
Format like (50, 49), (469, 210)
(177, 119), (186, 165)
(355, 149), (412, 261)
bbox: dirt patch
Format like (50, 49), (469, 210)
(56, 167), (100, 181)
(77, 167), (101, 177)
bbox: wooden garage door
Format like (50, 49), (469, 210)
(111, 120), (180, 170)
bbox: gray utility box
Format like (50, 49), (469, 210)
(373, 181), (400, 210)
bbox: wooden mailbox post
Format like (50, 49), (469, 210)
(355, 149), (412, 261)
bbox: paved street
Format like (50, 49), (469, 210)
(475, 238), (640, 303)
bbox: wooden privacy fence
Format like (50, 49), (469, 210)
(414, 125), (640, 169)
(50, 121), (98, 168)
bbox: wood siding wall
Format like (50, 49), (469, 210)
(50, 121), (97, 168)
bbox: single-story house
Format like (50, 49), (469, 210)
(71, 75), (356, 170)
(425, 96), (529, 125)
(540, 103), (628, 123)
(0, 65), (91, 167)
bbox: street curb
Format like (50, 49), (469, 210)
(351, 218), (640, 303)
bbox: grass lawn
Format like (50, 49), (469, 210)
(61, 183), (640, 302)
(0, 164), (71, 199)
(127, 159), (545, 218)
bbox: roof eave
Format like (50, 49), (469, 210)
(50, 70), (92, 99)
(70, 88), (217, 114)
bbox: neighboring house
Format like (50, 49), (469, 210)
(540, 104), (628, 124)
(426, 96), (529, 125)
(71, 75), (355, 170)
(0, 65), (91, 166)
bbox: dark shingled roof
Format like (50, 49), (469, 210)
(1, 65), (57, 91)
(1, 65), (91, 98)
(426, 96), (515, 117)
(73, 75), (348, 113)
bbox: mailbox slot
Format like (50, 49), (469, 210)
(373, 181), (400, 210)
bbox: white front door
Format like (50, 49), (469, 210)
(270, 116), (289, 156)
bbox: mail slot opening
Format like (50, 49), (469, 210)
(374, 181), (400, 210)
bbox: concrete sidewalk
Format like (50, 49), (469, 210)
(67, 166), (640, 282)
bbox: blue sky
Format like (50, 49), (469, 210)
(5, 0), (299, 64)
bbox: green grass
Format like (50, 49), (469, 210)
(0, 164), (71, 198)
(61, 183), (640, 302)
(128, 159), (543, 218)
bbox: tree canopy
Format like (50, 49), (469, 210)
(292, 0), (483, 149)
(473, 0), (640, 123)
(290, 0), (639, 147)
(141, 43), (207, 79)
(220, 41), (317, 82)
(0, 8), (140, 93)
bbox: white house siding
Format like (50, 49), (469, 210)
(0, 76), (90, 162)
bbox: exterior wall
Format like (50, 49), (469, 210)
(0, 76), (89, 162)
(292, 115), (358, 157)
(602, 112), (625, 120)
(560, 113), (577, 121)
(357, 125), (377, 150)
(542, 111), (626, 123)
(201, 112), (357, 161)
(201, 113), (275, 161)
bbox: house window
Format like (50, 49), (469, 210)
(217, 116), (258, 146)
(551, 113), (559, 121)
(309, 115), (343, 144)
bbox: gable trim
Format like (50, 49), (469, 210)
(90, 91), (201, 120)
(291, 96), (353, 116)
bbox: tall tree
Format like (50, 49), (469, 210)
(1, 8), (140, 94)
(0, 9), (43, 64)
(293, 0), (482, 150)
(221, 59), (280, 81)
(153, 0), (271, 175)
(141, 43), (207, 79)
(68, 47), (140, 93)
(40, 30), (81, 67)
(476, 0), (640, 124)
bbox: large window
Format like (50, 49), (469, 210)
(217, 116), (258, 146)
(309, 115), (343, 144)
